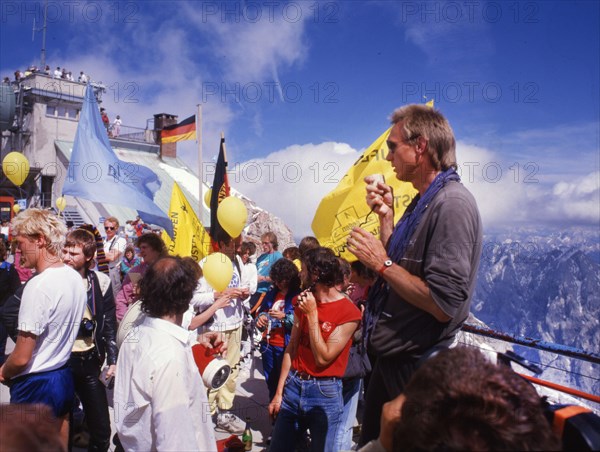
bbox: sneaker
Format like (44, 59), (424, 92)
(216, 411), (246, 434)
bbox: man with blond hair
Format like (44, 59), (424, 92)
(349, 105), (482, 444)
(103, 216), (126, 297)
(0, 208), (86, 450)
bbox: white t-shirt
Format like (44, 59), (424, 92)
(191, 255), (252, 331)
(17, 265), (87, 377)
(103, 235), (126, 269)
(115, 316), (217, 452)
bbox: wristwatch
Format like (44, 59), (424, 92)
(378, 259), (393, 275)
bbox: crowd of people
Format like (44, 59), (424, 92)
(0, 105), (562, 451)
(4, 65), (90, 85)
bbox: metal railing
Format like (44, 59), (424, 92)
(462, 323), (600, 365)
(110, 124), (157, 144)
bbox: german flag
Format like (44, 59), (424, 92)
(161, 115), (197, 143)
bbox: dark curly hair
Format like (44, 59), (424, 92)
(393, 347), (560, 451)
(139, 257), (197, 318)
(136, 232), (167, 256)
(303, 247), (342, 288)
(270, 258), (301, 292)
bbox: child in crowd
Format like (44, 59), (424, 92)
(255, 258), (301, 399)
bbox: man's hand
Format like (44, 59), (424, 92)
(198, 331), (227, 355)
(216, 288), (243, 299)
(213, 294), (232, 310)
(365, 176), (394, 217)
(380, 394), (406, 451)
(347, 227), (390, 272)
(105, 364), (116, 379)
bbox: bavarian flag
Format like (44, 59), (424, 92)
(161, 115), (197, 143)
(162, 182), (212, 261)
(311, 127), (416, 261)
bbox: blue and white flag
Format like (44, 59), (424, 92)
(63, 85), (172, 234)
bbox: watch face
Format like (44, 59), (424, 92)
(384, 259), (393, 267)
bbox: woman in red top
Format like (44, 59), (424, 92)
(269, 247), (361, 452)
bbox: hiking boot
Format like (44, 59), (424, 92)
(216, 411), (246, 434)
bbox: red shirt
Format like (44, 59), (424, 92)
(292, 297), (361, 377)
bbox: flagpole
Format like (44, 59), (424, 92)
(197, 104), (203, 222)
(220, 131), (230, 197)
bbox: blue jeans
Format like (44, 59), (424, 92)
(260, 342), (285, 400)
(270, 371), (343, 452)
(335, 377), (362, 450)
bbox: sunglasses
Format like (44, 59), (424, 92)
(104, 226), (116, 230)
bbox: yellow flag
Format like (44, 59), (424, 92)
(425, 99), (435, 108)
(311, 127), (416, 261)
(163, 182), (212, 260)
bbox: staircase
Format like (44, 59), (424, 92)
(62, 206), (86, 228)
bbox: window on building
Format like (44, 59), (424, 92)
(66, 106), (79, 119)
(46, 104), (79, 120)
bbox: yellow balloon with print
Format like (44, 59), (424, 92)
(203, 252), (233, 292)
(2, 152), (30, 186)
(12, 204), (20, 214)
(217, 196), (248, 238)
(56, 196), (67, 212)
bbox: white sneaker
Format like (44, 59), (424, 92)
(216, 411), (246, 434)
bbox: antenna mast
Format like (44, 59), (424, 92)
(32, 0), (48, 68)
(40, 0), (48, 68)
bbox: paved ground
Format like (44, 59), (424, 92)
(1, 339), (274, 451)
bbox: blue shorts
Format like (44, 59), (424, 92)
(10, 365), (75, 417)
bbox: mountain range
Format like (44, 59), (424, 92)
(471, 227), (600, 403)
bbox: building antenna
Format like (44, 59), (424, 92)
(32, 0), (48, 68)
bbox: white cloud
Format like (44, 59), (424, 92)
(231, 142), (360, 238)
(238, 139), (598, 237)
(184, 2), (309, 89)
(458, 143), (600, 228)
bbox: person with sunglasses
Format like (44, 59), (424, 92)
(102, 217), (126, 298)
(249, 232), (283, 310)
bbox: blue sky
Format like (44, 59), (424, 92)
(1, 0), (598, 237)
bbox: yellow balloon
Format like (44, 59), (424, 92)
(217, 196), (248, 238)
(2, 152), (30, 186)
(203, 252), (233, 292)
(56, 196), (67, 212)
(12, 204), (20, 214)
(204, 188), (212, 207)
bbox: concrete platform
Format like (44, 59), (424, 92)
(1, 340), (273, 451)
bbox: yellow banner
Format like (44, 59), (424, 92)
(162, 182), (212, 261)
(311, 127), (416, 261)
